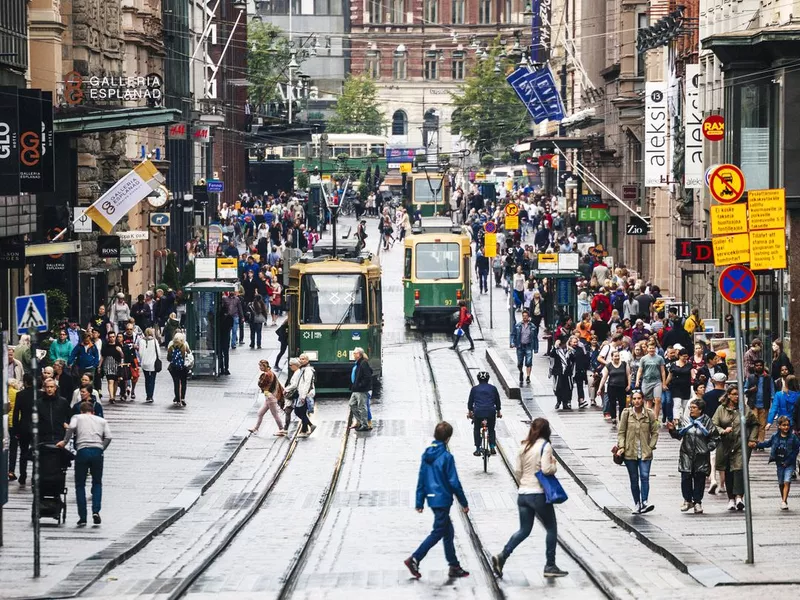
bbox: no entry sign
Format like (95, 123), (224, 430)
(718, 264), (756, 305)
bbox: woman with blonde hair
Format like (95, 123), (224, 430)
(249, 360), (286, 435)
(167, 332), (192, 407)
(138, 327), (161, 403)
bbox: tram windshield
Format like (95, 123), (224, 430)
(300, 274), (368, 324)
(415, 242), (460, 279)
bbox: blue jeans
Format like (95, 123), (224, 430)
(74, 447), (104, 521)
(478, 269), (488, 292)
(231, 316), (240, 347)
(531, 325), (540, 353)
(250, 322), (263, 347)
(367, 391), (372, 421)
(502, 493), (557, 566)
(413, 506), (458, 566)
(661, 389), (674, 422)
(516, 345), (533, 369)
(143, 370), (156, 399)
(624, 458), (652, 505)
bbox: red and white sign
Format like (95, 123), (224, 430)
(192, 125), (211, 143)
(702, 115), (725, 142)
(168, 122), (187, 140)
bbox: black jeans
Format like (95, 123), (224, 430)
(555, 376), (573, 408)
(16, 435), (31, 481)
(608, 386), (627, 419)
(472, 414), (496, 450)
(217, 346), (230, 373)
(452, 325), (474, 349)
(250, 322), (263, 347)
(276, 339), (288, 367)
(169, 365), (188, 400)
(478, 269), (489, 292)
(294, 403), (313, 433)
(9, 433), (18, 473)
(681, 471), (706, 504)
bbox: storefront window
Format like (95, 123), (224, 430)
(738, 83), (772, 190)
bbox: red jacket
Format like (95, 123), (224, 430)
(457, 306), (471, 329)
(591, 294), (612, 321)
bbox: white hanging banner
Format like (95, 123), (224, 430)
(645, 81), (669, 188)
(684, 64), (703, 189)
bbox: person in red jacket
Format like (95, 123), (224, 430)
(591, 289), (612, 321)
(451, 300), (475, 351)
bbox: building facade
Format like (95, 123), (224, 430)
(349, 0), (531, 153)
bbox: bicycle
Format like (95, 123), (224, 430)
(470, 418), (491, 472)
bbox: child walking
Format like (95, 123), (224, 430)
(404, 421), (470, 580)
(752, 416), (800, 510)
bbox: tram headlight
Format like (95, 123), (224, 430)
(305, 351), (319, 361)
(456, 289), (462, 300)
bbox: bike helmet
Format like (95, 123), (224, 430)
(477, 371), (491, 382)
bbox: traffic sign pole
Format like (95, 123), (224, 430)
(733, 304), (755, 564)
(29, 330), (40, 577)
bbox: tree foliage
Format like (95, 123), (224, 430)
(327, 75), (385, 136)
(247, 21), (296, 107)
(450, 44), (530, 156)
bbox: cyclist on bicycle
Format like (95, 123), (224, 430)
(467, 371), (502, 456)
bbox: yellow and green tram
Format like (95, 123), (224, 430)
(287, 256), (383, 395)
(410, 173), (450, 217)
(403, 219), (472, 329)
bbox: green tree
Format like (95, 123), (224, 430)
(450, 44), (530, 156)
(247, 21), (296, 107)
(327, 75), (385, 135)
(161, 251), (180, 291)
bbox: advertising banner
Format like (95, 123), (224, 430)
(684, 64), (703, 189)
(17, 89), (43, 194)
(645, 82), (668, 187)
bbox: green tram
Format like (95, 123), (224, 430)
(286, 256), (383, 395)
(410, 173), (450, 217)
(402, 218), (472, 329)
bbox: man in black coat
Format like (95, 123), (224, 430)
(12, 374), (35, 485)
(349, 347), (373, 432)
(37, 377), (72, 445)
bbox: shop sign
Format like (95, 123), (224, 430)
(684, 64), (703, 189)
(690, 240), (714, 264)
(675, 237), (699, 260)
(644, 82), (668, 187)
(63, 72), (163, 106)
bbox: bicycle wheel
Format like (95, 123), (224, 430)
(483, 434), (489, 473)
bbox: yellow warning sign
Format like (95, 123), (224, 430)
(505, 215), (519, 230)
(709, 164), (745, 204)
(505, 203), (519, 217)
(710, 204), (748, 235)
(748, 188), (786, 231)
(712, 233), (750, 266)
(538, 253), (558, 264)
(749, 229), (787, 270)
(399, 162), (412, 174)
(475, 172), (486, 181)
(483, 233), (497, 257)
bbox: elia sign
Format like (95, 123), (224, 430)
(64, 72), (163, 106)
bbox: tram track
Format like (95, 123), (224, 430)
(419, 334), (507, 600)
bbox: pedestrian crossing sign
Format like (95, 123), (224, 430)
(15, 293), (49, 335)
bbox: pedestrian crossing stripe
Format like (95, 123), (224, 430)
(15, 293), (48, 334)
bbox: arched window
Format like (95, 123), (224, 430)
(393, 45), (407, 79)
(392, 110), (408, 136)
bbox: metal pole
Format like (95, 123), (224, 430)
(733, 304), (755, 564)
(489, 271), (493, 328)
(332, 208), (337, 259)
(30, 330), (40, 577)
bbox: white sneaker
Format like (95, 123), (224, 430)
(694, 503), (703, 514)
(781, 501), (789, 511)
(680, 502), (694, 512)
(736, 497), (745, 511)
(728, 499), (736, 511)
(631, 502), (641, 515)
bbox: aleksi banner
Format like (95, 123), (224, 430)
(0, 86), (20, 196)
(684, 64), (703, 189)
(644, 81), (668, 188)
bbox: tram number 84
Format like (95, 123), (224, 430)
(336, 350), (351, 358)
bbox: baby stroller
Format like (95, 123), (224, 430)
(34, 444), (74, 525)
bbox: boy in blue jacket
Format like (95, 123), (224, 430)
(405, 421), (470, 579)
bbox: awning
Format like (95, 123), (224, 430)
(55, 107), (182, 134)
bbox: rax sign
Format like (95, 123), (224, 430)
(702, 115), (725, 142)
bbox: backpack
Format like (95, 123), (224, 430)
(464, 312), (474, 326)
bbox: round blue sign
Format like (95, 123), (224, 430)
(484, 221), (497, 234)
(718, 265), (756, 305)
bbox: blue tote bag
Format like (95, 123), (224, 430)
(535, 442), (568, 504)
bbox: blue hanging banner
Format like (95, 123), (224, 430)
(506, 67), (548, 124)
(530, 0), (552, 64)
(507, 66), (565, 123)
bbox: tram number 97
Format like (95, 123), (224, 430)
(444, 299), (453, 306)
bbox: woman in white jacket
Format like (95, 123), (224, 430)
(138, 328), (160, 403)
(283, 355), (316, 437)
(492, 418), (568, 579)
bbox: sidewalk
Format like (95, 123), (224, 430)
(471, 280), (800, 587)
(0, 216), (364, 598)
